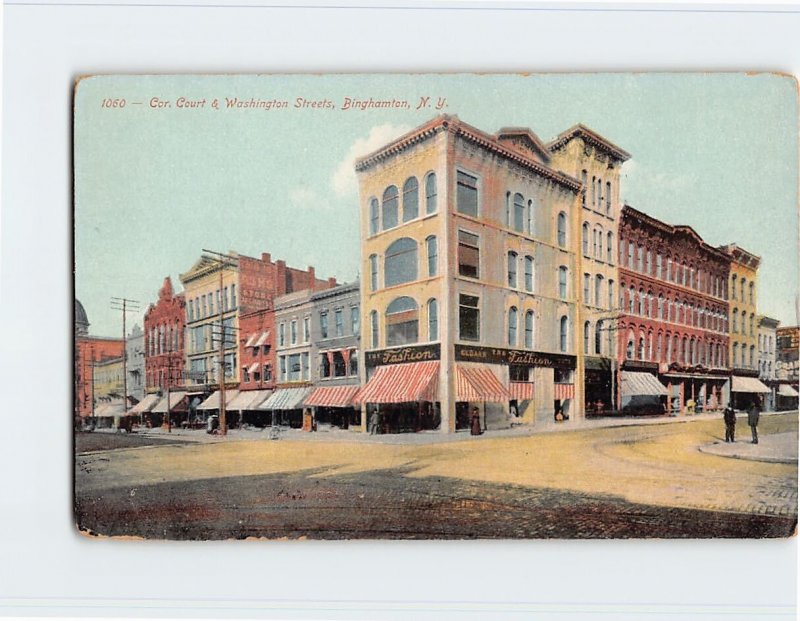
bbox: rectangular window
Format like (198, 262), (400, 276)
(290, 320), (297, 345)
(583, 273), (591, 304)
(524, 256), (533, 292)
(427, 236), (437, 277)
(320, 312), (328, 339)
(319, 353), (331, 378)
(608, 280), (614, 310)
(302, 352), (309, 380)
(456, 171), (479, 217)
(458, 230), (480, 278)
(335, 308), (344, 337)
(606, 181), (612, 214)
(508, 253), (518, 288)
(286, 354), (301, 382)
(230, 284), (236, 309)
(459, 294), (480, 341)
(369, 255), (378, 292)
(223, 286), (228, 311)
(278, 323), (285, 347)
(303, 317), (310, 342)
(351, 306), (359, 335)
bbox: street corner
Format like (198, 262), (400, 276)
(698, 431), (799, 464)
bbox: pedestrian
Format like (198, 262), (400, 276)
(470, 407), (482, 436)
(747, 399), (761, 444)
(369, 409), (380, 435)
(723, 402), (736, 443)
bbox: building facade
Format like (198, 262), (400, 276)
(126, 324), (145, 403)
(143, 277), (186, 392)
(757, 315), (779, 411)
(721, 244), (761, 371)
(775, 326), (800, 409)
(617, 206), (731, 413)
(355, 115), (582, 434)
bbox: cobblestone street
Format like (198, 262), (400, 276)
(75, 412), (798, 539)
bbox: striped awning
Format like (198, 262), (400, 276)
(731, 376), (771, 394)
(127, 393), (161, 414)
(151, 391), (188, 413)
(356, 361), (440, 404)
(554, 383), (575, 401)
(778, 384), (799, 397)
(246, 362), (260, 374)
(254, 330), (271, 347)
(455, 364), (510, 402)
(620, 371), (668, 397)
(305, 385), (361, 408)
(509, 382), (534, 401)
(196, 389), (241, 410)
(244, 333), (258, 347)
(259, 386), (313, 411)
(227, 389), (272, 411)
(94, 402), (127, 418)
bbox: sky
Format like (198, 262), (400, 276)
(74, 73), (799, 337)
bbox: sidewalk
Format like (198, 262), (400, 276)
(699, 431), (798, 464)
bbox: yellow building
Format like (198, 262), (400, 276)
(721, 244), (760, 370)
(355, 115), (582, 433)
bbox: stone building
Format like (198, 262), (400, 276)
(617, 206), (731, 413)
(775, 326), (800, 409)
(126, 323), (145, 403)
(757, 315), (779, 411)
(355, 115), (582, 434)
(143, 277), (186, 391)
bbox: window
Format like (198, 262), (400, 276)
(230, 284), (236, 310)
(527, 199), (534, 234)
(286, 353), (302, 382)
(333, 351), (346, 377)
(207, 293), (213, 317)
(608, 280), (614, 310)
(425, 172), (437, 214)
(456, 170), (478, 217)
(658, 294), (665, 319)
(458, 230), (480, 278)
(591, 175), (596, 206)
(638, 337), (646, 360)
(263, 364), (271, 382)
(646, 251), (652, 275)
(595, 275), (603, 309)
(749, 282), (754, 305)
(733, 343), (739, 367)
(350, 306), (359, 335)
(349, 350), (358, 376)
(302, 352), (310, 380)
(290, 320), (297, 345)
(402, 177), (419, 222)
(584, 322), (590, 354)
(382, 185), (399, 229)
(335, 308), (343, 337)
(427, 299), (438, 341)
(667, 257), (673, 281)
(525, 311), (534, 349)
(320, 312), (328, 339)
(505, 192), (511, 227)
(384, 237), (418, 286)
(459, 294), (480, 341)
(369, 198), (379, 235)
(557, 212), (567, 247)
(559, 316), (569, 353)
(583, 273), (591, 304)
(513, 193), (525, 232)
(627, 243), (634, 269)
(558, 266), (568, 300)
(607, 232), (613, 264)
(524, 256), (534, 292)
(279, 356), (287, 382)
(426, 235), (438, 277)
(303, 317), (310, 342)
(592, 228), (598, 258)
(582, 222), (590, 256)
(508, 307), (518, 346)
(606, 181), (612, 214)
(595, 320), (603, 354)
(740, 278), (746, 303)
(629, 286), (635, 313)
(370, 310), (378, 348)
(637, 246), (644, 272)
(386, 296), (419, 346)
(731, 275), (737, 300)
(187, 300), (194, 322)
(508, 252), (518, 288)
(581, 170), (588, 207)
(369, 254), (378, 292)
(278, 322), (286, 347)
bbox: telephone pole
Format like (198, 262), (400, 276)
(202, 249), (239, 436)
(111, 297), (140, 421)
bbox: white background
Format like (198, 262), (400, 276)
(1, 1), (798, 619)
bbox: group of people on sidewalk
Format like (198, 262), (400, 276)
(723, 398), (761, 444)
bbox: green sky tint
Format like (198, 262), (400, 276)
(74, 73), (799, 337)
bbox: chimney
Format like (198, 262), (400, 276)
(328, 277), (337, 289)
(261, 252), (271, 264)
(276, 260), (287, 295)
(307, 266), (316, 290)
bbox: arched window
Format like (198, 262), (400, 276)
(581, 169), (588, 207)
(426, 235), (437, 277)
(608, 279), (615, 310)
(505, 192), (511, 228)
(369, 198), (379, 235)
(637, 288), (644, 315)
(749, 282), (754, 305)
(582, 222), (590, 256)
(559, 316), (569, 352)
(370, 310), (379, 348)
(557, 212), (567, 247)
(607, 232), (614, 264)
(595, 275), (603, 309)
(629, 286), (635, 313)
(740, 278), (746, 303)
(646, 250), (652, 275)
(638, 336), (646, 360)
(637, 246), (644, 272)
(402, 176), (419, 222)
(386, 297), (419, 346)
(382, 185), (399, 230)
(584, 321), (591, 354)
(525, 310), (534, 349)
(508, 307), (518, 346)
(592, 227), (599, 258)
(507, 251), (518, 288)
(384, 237), (417, 287)
(657, 332), (664, 361)
(527, 199), (534, 234)
(558, 266), (568, 299)
(731, 275), (737, 300)
(524, 255), (534, 292)
(682, 337), (689, 364)
(513, 193), (525, 232)
(626, 333), (634, 360)
(595, 320), (603, 354)
(627, 243), (634, 268)
(606, 181), (612, 214)
(369, 254), (378, 292)
(733, 343), (739, 367)
(425, 172), (437, 214)
(427, 298), (438, 341)
(658, 294), (665, 319)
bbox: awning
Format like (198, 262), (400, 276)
(621, 371), (669, 397)
(778, 384), (799, 397)
(246, 362), (260, 375)
(127, 393), (161, 415)
(554, 383), (575, 401)
(356, 361), (440, 404)
(509, 382), (534, 401)
(151, 391), (188, 413)
(197, 389), (241, 410)
(304, 385), (361, 408)
(731, 376), (771, 394)
(94, 402), (127, 418)
(227, 389), (272, 410)
(259, 386), (313, 410)
(455, 364), (510, 402)
(244, 333), (258, 347)
(254, 330), (271, 347)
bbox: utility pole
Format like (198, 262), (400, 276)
(90, 346), (96, 424)
(593, 307), (625, 411)
(111, 297), (140, 422)
(202, 249), (239, 436)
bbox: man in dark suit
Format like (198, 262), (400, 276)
(723, 402), (736, 443)
(747, 399), (761, 444)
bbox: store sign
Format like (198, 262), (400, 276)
(455, 344), (575, 369)
(365, 343), (441, 367)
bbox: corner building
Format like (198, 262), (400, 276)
(355, 115), (582, 434)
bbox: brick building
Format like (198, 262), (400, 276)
(143, 277), (186, 391)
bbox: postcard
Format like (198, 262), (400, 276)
(73, 73), (798, 539)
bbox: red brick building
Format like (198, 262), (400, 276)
(238, 307), (275, 391)
(617, 206), (731, 413)
(143, 276), (186, 391)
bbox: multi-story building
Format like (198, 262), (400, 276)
(776, 326), (800, 409)
(617, 206), (731, 413)
(548, 124), (630, 412)
(143, 277), (186, 391)
(305, 281), (362, 429)
(757, 315), (779, 411)
(355, 115), (582, 434)
(229, 306), (275, 425)
(126, 324), (145, 403)
(92, 356), (127, 422)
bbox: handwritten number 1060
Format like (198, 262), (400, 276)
(101, 98), (126, 108)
